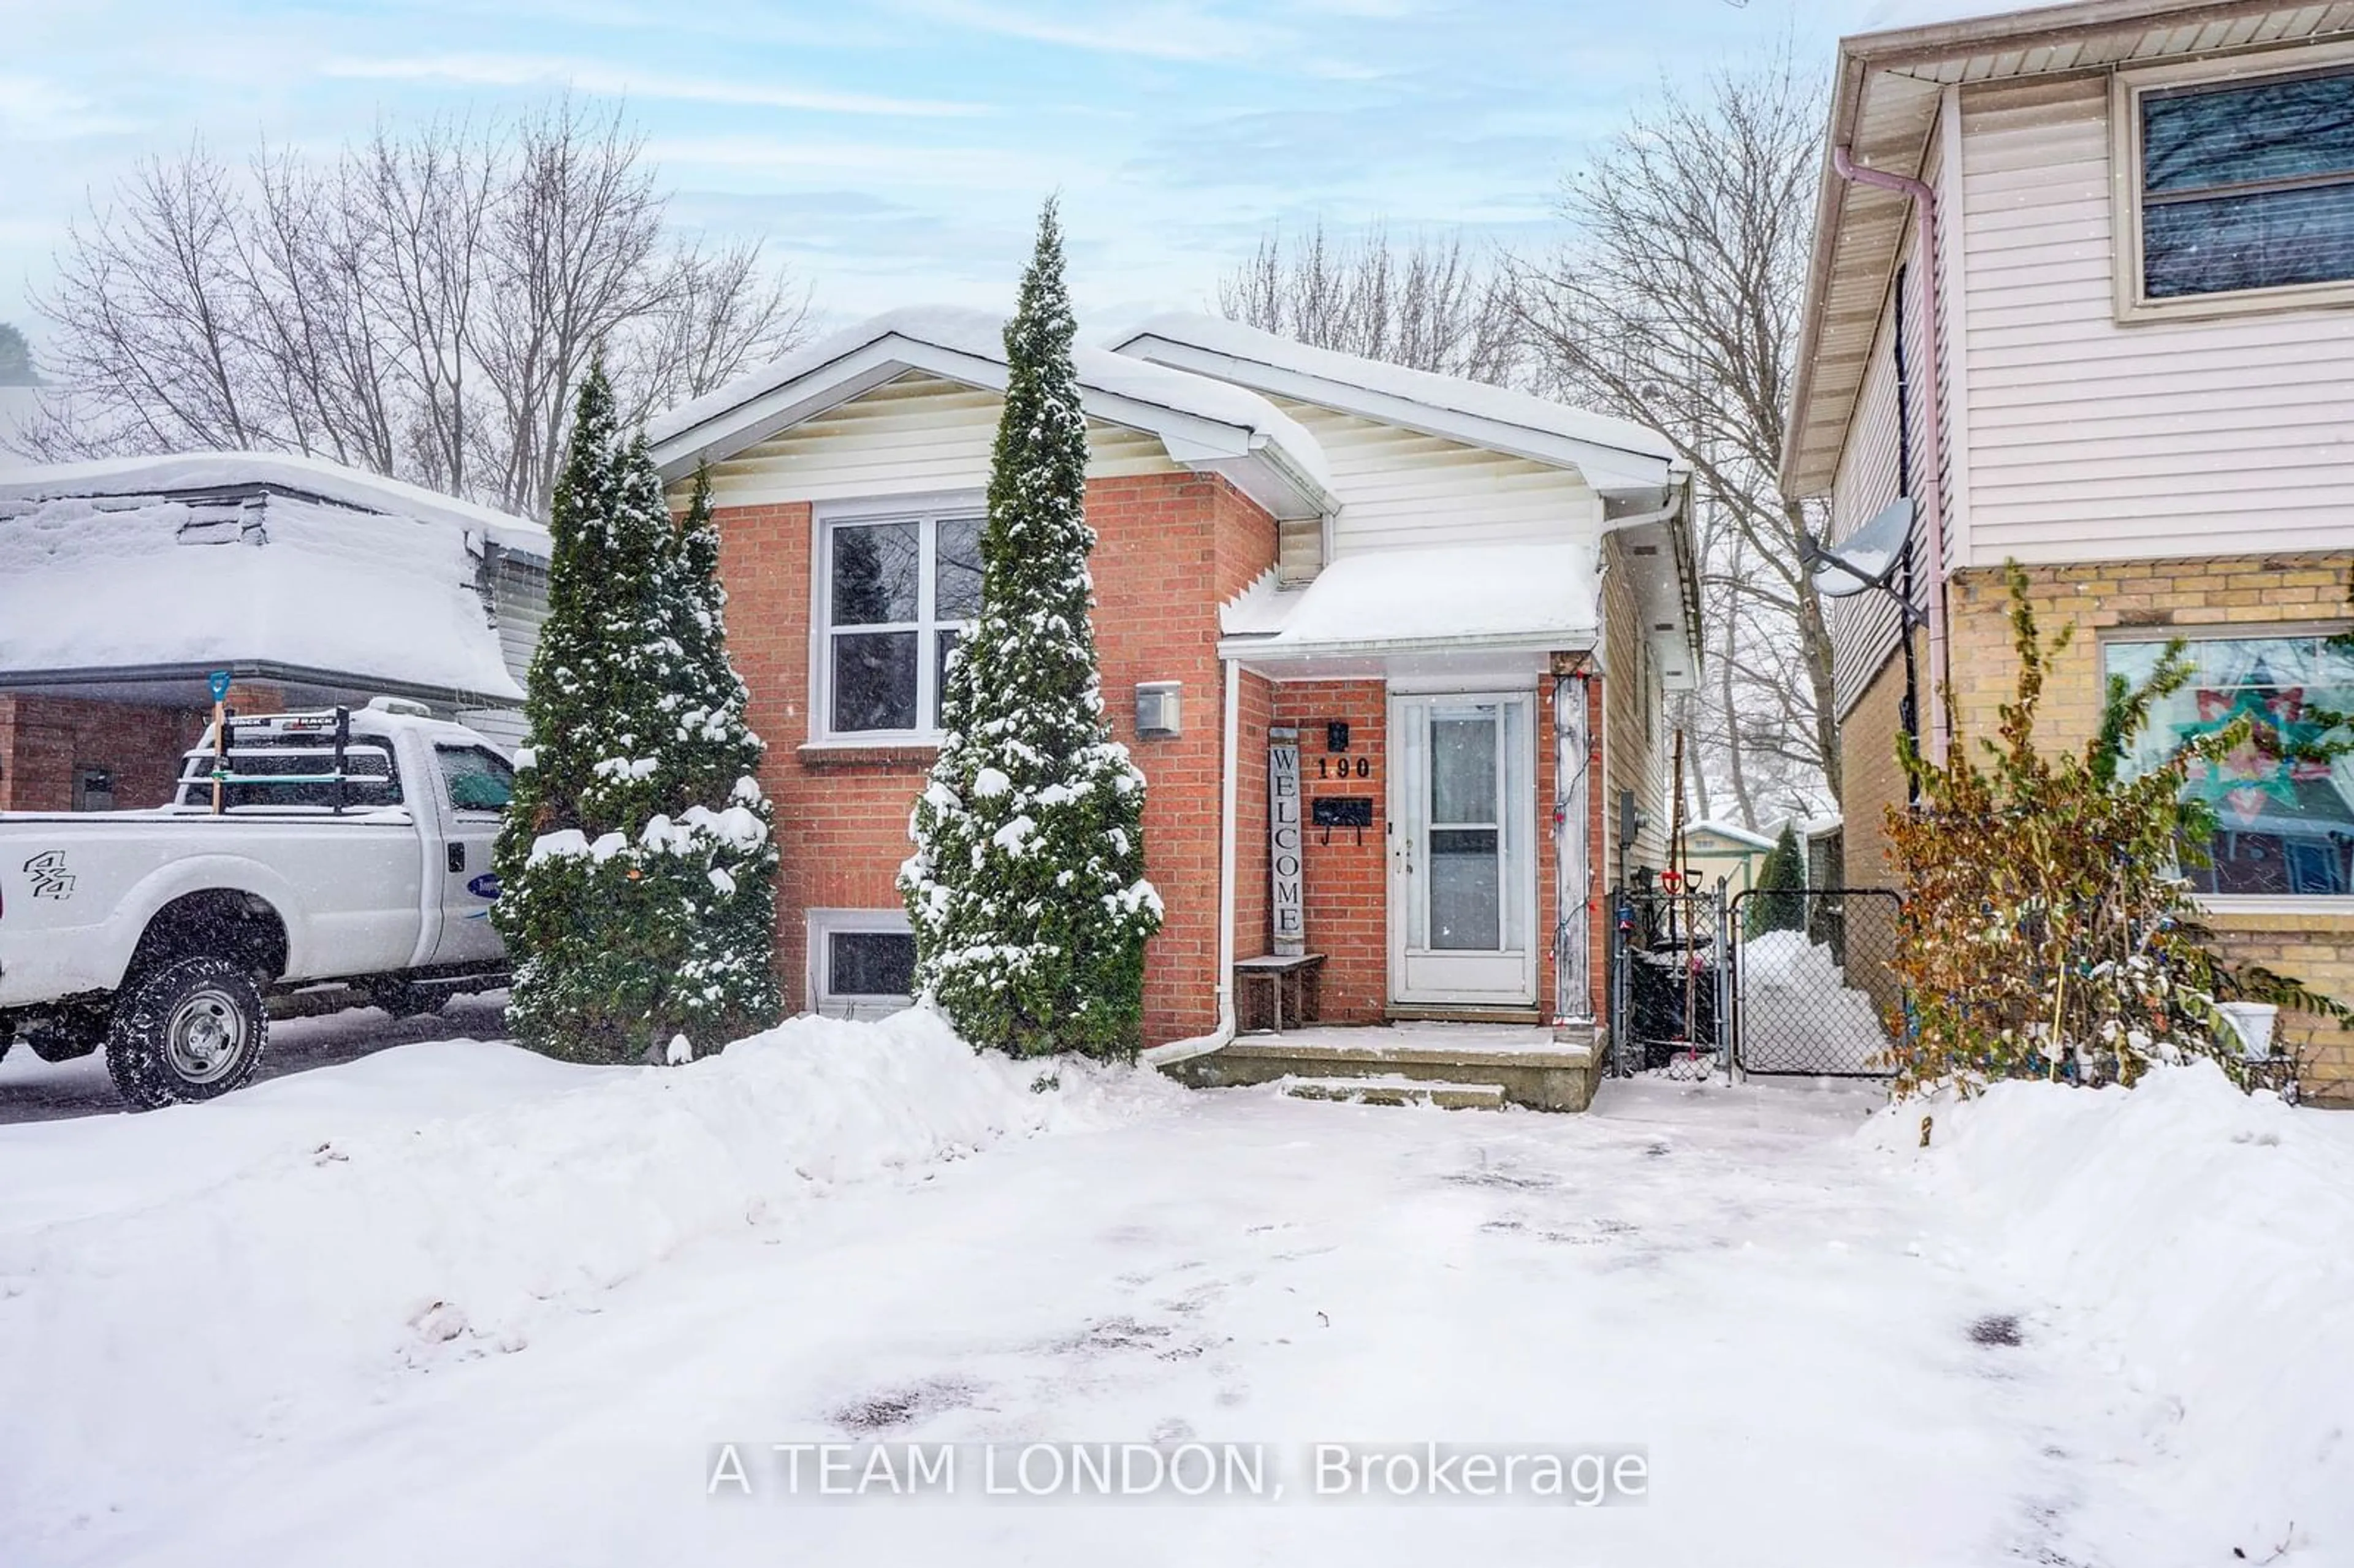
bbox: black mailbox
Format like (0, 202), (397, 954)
(1312, 796), (1374, 828)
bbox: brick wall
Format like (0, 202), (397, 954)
(1269, 672), (1579, 1027)
(0, 695), (206, 812)
(1840, 638), (1914, 889)
(710, 472), (1275, 1047)
(1274, 681), (1389, 1023)
(1937, 553), (2354, 1105)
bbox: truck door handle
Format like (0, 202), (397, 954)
(448, 843), (467, 873)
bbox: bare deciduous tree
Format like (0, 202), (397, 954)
(1513, 50), (1838, 813)
(20, 101), (812, 520)
(1219, 221), (1520, 385)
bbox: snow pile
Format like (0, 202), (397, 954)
(1739, 929), (1890, 1071)
(0, 1011), (1178, 1534)
(1867, 1064), (2354, 1561)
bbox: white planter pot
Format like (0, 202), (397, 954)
(2215, 1001), (2279, 1062)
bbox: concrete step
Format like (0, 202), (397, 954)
(1277, 1075), (1507, 1111)
(1166, 1024), (1602, 1111)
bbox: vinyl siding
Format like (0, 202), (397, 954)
(1269, 397), (1604, 565)
(1959, 71), (2354, 564)
(701, 370), (1182, 507)
(1825, 124), (1943, 720)
(1601, 532), (1668, 877)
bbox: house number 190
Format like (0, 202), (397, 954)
(1317, 756), (1372, 780)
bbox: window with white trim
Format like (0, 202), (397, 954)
(2105, 631), (2354, 900)
(820, 508), (983, 739)
(2122, 59), (2354, 309)
(809, 908), (918, 1017)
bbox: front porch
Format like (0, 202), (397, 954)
(1160, 1020), (1604, 1112)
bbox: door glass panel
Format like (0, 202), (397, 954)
(1430, 712), (1498, 824)
(1427, 709), (1501, 951)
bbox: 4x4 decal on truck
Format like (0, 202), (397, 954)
(23, 850), (76, 900)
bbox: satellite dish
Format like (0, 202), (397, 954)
(1809, 498), (1913, 599)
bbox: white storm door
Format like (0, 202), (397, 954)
(1388, 693), (1539, 1007)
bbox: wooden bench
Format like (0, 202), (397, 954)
(1235, 953), (1325, 1034)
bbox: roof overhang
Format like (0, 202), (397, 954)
(1216, 541), (1603, 682)
(648, 311), (1337, 523)
(0, 660), (525, 713)
(1114, 325), (1677, 497)
(1780, 0), (2354, 498)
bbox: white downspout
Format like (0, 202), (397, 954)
(1142, 652), (1241, 1067)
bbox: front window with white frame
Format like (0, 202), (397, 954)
(2106, 631), (2354, 901)
(809, 909), (918, 1017)
(2118, 56), (2354, 314)
(819, 505), (983, 739)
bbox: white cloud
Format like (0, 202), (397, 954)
(894, 0), (1295, 64)
(319, 54), (988, 118)
(0, 75), (140, 141)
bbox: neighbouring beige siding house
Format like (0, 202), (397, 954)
(1785, 0), (2354, 1104)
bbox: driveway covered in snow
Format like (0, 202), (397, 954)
(0, 1018), (2342, 1567)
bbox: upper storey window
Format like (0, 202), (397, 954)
(2120, 58), (2354, 315)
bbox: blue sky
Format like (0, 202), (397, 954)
(1, 0), (1891, 349)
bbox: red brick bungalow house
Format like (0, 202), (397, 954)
(647, 309), (1697, 1106)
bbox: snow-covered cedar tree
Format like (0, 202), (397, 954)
(492, 365), (781, 1064)
(899, 199), (1163, 1059)
(1743, 823), (1805, 938)
(1885, 563), (2352, 1098)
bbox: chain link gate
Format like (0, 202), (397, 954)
(1609, 885), (1724, 1076)
(1725, 888), (1906, 1078)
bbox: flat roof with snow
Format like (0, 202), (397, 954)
(0, 455), (539, 704)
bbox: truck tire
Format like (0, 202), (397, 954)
(105, 956), (269, 1111)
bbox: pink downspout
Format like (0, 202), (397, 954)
(1833, 145), (1951, 762)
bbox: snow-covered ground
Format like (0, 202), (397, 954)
(0, 1016), (2344, 1567)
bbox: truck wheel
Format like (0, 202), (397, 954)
(105, 956), (269, 1111)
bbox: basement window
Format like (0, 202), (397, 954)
(818, 506), (982, 740)
(2117, 57), (2354, 316)
(2105, 631), (2354, 902)
(810, 908), (918, 1017)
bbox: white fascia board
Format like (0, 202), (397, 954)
(1217, 626), (1598, 664)
(1121, 335), (1674, 494)
(650, 340), (945, 481)
(651, 333), (1330, 518)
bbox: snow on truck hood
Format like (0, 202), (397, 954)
(0, 478), (525, 701)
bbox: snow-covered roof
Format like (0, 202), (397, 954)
(0, 481), (524, 701)
(1685, 820), (1779, 852)
(647, 306), (1336, 520)
(0, 451), (550, 560)
(1219, 541), (1598, 662)
(1110, 314), (1678, 495)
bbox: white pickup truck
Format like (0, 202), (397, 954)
(0, 699), (514, 1108)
